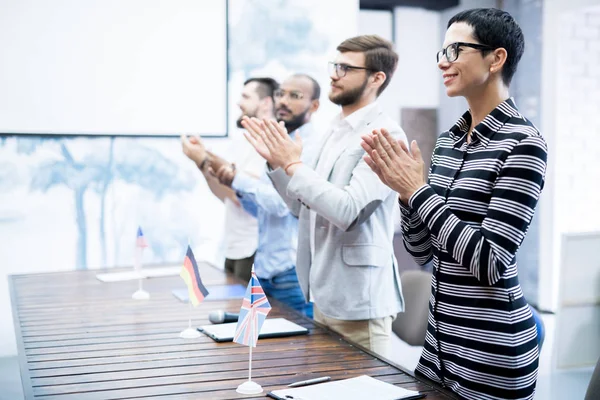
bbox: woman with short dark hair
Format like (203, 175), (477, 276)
(362, 8), (546, 400)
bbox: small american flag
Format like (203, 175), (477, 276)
(233, 270), (271, 347)
(136, 227), (148, 248)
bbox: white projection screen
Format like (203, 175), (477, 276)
(0, 0), (227, 136)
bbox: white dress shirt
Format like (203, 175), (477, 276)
(223, 137), (264, 260)
(308, 102), (378, 300)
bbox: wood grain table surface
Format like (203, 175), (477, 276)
(9, 263), (457, 400)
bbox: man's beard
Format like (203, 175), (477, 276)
(329, 77), (368, 106)
(277, 108), (308, 133)
(236, 115), (247, 128)
(236, 108), (258, 128)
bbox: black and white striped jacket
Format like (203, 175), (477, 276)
(401, 98), (547, 400)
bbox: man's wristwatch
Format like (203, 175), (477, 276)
(199, 156), (210, 171)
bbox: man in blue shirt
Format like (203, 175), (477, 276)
(213, 74), (320, 318)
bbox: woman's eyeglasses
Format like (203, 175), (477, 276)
(436, 42), (494, 63)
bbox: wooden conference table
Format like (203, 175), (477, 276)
(9, 263), (457, 399)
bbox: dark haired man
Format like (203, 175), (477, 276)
(201, 73), (321, 317)
(182, 77), (278, 282)
(243, 35), (407, 357)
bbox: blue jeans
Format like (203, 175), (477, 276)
(259, 268), (313, 319)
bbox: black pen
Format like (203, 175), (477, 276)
(287, 376), (331, 387)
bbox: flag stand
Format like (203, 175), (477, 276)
(236, 319), (262, 394)
(179, 243), (208, 340)
(179, 300), (200, 339)
(131, 245), (149, 300)
(131, 277), (150, 300)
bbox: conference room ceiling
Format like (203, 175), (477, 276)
(360, 0), (460, 11)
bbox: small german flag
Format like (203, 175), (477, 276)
(180, 245), (209, 306)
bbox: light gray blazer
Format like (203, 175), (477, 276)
(268, 105), (406, 320)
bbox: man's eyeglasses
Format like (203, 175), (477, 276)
(436, 42), (494, 63)
(274, 89), (304, 101)
(328, 62), (373, 78)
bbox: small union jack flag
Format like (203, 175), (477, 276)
(136, 227), (148, 248)
(233, 270), (271, 347)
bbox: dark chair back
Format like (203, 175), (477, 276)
(392, 270), (432, 346)
(585, 357), (600, 400)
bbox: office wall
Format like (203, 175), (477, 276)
(358, 10), (393, 45)
(553, 4), (600, 234)
(392, 7), (440, 114)
(539, 0), (600, 313)
(0, 0), (358, 357)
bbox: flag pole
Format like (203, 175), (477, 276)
(188, 299), (192, 329)
(186, 239), (191, 328)
(132, 236), (149, 300)
(236, 265), (262, 395)
(248, 319), (253, 382)
(179, 295), (200, 339)
(187, 238), (193, 329)
(248, 265), (254, 382)
(137, 247), (143, 292)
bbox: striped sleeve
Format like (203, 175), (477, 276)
(408, 135), (547, 285)
(400, 196), (433, 266)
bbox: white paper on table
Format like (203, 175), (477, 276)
(96, 266), (181, 282)
(269, 375), (421, 400)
